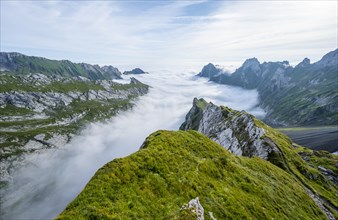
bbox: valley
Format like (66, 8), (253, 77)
(1, 68), (266, 219)
(2, 1), (337, 219)
(278, 126), (338, 153)
(1, 51), (337, 220)
(1, 55), (337, 219)
(0, 71), (148, 187)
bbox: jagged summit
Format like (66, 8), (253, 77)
(123, 68), (147, 75)
(295, 57), (311, 68)
(197, 49), (338, 126)
(241, 57), (260, 70)
(197, 63), (222, 78)
(314, 48), (338, 67)
(180, 98), (281, 161)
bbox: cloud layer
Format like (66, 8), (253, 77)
(1, 1), (337, 69)
(2, 69), (264, 219)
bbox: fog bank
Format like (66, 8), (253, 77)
(2, 69), (264, 219)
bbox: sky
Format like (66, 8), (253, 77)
(1, 0), (337, 69)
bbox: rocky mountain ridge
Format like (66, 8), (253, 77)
(198, 49), (338, 126)
(0, 73), (148, 186)
(54, 98), (338, 219)
(180, 98), (281, 160)
(180, 98), (338, 219)
(0, 52), (122, 80)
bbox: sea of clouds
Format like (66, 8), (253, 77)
(2, 68), (265, 219)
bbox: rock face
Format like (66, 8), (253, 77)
(180, 98), (338, 219)
(180, 98), (282, 161)
(0, 52), (122, 80)
(0, 73), (149, 186)
(198, 49), (338, 126)
(0, 77), (146, 113)
(123, 68), (147, 75)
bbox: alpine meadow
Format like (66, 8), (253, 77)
(1, 1), (337, 220)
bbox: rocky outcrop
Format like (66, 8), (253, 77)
(0, 73), (149, 186)
(123, 68), (147, 75)
(181, 197), (204, 220)
(180, 98), (282, 161)
(197, 49), (338, 126)
(181, 98), (338, 219)
(0, 74), (147, 114)
(0, 80), (147, 114)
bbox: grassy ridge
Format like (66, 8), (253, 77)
(1, 52), (121, 80)
(254, 119), (338, 213)
(58, 130), (326, 219)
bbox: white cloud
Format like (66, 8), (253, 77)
(1, 1), (337, 69)
(177, 1), (337, 66)
(2, 69), (265, 219)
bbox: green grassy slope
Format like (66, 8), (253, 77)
(180, 98), (338, 218)
(254, 119), (338, 215)
(0, 52), (121, 80)
(58, 130), (327, 220)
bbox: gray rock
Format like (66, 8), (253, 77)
(0, 76), (148, 115)
(196, 49), (338, 126)
(181, 197), (204, 220)
(180, 98), (282, 161)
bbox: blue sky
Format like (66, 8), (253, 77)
(1, 0), (337, 70)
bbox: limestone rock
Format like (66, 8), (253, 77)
(181, 197), (204, 220)
(180, 98), (282, 161)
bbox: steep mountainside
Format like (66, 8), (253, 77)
(123, 68), (147, 75)
(198, 49), (338, 126)
(58, 130), (328, 220)
(0, 73), (148, 187)
(181, 98), (338, 219)
(0, 52), (122, 80)
(58, 99), (337, 219)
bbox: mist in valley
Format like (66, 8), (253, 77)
(2, 69), (265, 219)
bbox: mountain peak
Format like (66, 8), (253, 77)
(198, 63), (222, 78)
(123, 68), (147, 75)
(180, 100), (282, 161)
(295, 57), (311, 68)
(242, 57), (260, 69)
(240, 58), (261, 75)
(315, 48), (338, 67)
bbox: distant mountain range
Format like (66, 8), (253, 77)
(0, 52), (122, 80)
(198, 49), (338, 126)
